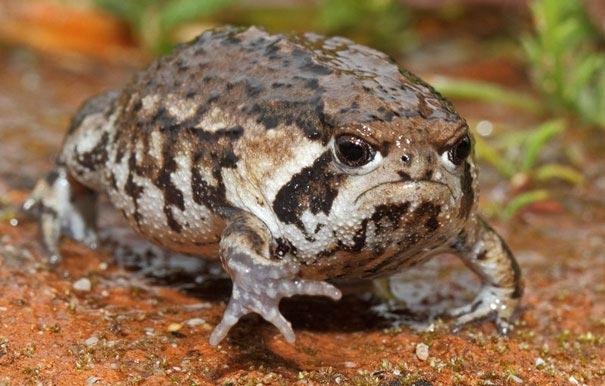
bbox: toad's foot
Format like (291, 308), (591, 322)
(209, 252), (341, 346)
(23, 165), (98, 264)
(449, 285), (519, 335)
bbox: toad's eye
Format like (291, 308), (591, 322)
(447, 134), (472, 166)
(334, 135), (376, 167)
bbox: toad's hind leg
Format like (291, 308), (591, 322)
(24, 165), (98, 264)
(209, 211), (342, 346)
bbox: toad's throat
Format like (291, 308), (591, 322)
(354, 179), (453, 204)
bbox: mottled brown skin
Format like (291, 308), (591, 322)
(25, 26), (522, 346)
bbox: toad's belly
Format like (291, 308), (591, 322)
(298, 241), (445, 281)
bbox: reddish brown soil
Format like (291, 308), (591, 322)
(0, 2), (604, 385)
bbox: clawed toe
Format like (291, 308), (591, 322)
(449, 286), (519, 335)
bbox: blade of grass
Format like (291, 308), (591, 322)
(429, 76), (544, 115)
(502, 189), (550, 220)
(520, 119), (565, 171)
(534, 163), (585, 186)
(473, 135), (517, 178)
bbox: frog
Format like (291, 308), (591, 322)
(24, 26), (522, 346)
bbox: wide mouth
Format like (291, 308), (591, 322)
(354, 179), (454, 205)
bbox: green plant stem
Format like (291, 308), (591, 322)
(473, 135), (517, 178)
(534, 163), (585, 186)
(520, 119), (565, 171)
(502, 189), (550, 219)
(430, 76), (544, 115)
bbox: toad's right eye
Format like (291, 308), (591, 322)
(334, 135), (376, 168)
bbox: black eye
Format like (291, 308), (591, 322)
(447, 134), (472, 166)
(335, 135), (375, 167)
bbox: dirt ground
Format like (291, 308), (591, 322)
(0, 3), (604, 385)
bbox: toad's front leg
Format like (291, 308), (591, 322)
(449, 215), (523, 334)
(209, 211), (342, 346)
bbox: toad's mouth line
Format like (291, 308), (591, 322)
(354, 179), (454, 204)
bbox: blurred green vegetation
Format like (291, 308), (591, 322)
(93, 0), (237, 53)
(523, 0), (605, 129)
(93, 0), (412, 55)
(474, 120), (584, 219)
(432, 0), (604, 218)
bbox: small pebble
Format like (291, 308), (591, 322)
(509, 374), (523, 384)
(185, 318), (206, 327)
(167, 323), (183, 332)
(73, 278), (92, 292)
(84, 336), (98, 347)
(535, 357), (545, 368)
(344, 361), (357, 368)
(85, 376), (98, 385)
(569, 376), (579, 385)
(415, 343), (429, 361)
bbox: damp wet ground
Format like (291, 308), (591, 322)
(0, 4), (604, 385)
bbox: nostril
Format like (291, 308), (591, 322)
(400, 154), (412, 164)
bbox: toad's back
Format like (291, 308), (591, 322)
(58, 26), (460, 257)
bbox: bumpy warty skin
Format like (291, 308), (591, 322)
(27, 26), (522, 345)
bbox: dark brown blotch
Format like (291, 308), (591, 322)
(76, 132), (110, 172)
(273, 151), (344, 232)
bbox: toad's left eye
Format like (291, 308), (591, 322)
(447, 134), (472, 166)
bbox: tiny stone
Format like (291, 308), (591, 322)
(344, 361), (357, 368)
(569, 376), (579, 385)
(185, 318), (206, 327)
(167, 323), (183, 332)
(84, 336), (98, 347)
(85, 376), (98, 385)
(509, 374), (523, 384)
(535, 357), (545, 368)
(415, 343), (429, 361)
(73, 278), (92, 292)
